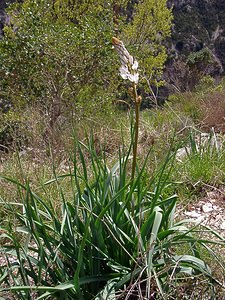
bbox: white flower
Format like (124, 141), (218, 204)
(119, 65), (139, 84)
(132, 60), (138, 71)
(119, 65), (129, 80)
(112, 37), (139, 84)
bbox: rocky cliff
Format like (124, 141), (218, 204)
(173, 0), (225, 68)
(0, 0), (17, 37)
(166, 0), (225, 90)
(0, 1), (7, 37)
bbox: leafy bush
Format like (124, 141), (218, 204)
(186, 48), (212, 67)
(0, 0), (172, 126)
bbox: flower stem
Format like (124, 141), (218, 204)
(131, 82), (141, 181)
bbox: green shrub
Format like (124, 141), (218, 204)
(0, 0), (172, 127)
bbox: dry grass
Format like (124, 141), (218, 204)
(199, 92), (225, 133)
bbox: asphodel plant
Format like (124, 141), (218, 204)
(112, 37), (142, 180)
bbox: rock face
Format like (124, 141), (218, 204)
(166, 0), (225, 91)
(0, 1), (23, 35)
(0, 0), (16, 37)
(0, 2), (7, 37)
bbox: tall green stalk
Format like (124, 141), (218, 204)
(131, 82), (141, 180)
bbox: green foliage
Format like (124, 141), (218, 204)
(176, 130), (225, 184)
(0, 0), (172, 123)
(195, 75), (224, 95)
(0, 0), (117, 117)
(0, 110), (28, 151)
(186, 48), (212, 67)
(122, 0), (173, 85)
(0, 136), (224, 299)
(168, 92), (203, 122)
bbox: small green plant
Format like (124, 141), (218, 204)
(186, 48), (212, 67)
(176, 130), (225, 185)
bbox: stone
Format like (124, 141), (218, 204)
(185, 211), (202, 218)
(201, 203), (213, 213)
(220, 222), (225, 230)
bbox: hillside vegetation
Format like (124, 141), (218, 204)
(0, 1), (224, 299)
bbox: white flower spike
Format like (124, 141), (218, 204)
(112, 37), (139, 84)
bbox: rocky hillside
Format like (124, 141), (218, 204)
(0, 0), (17, 36)
(0, 1), (7, 37)
(161, 0), (225, 93)
(173, 0), (225, 72)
